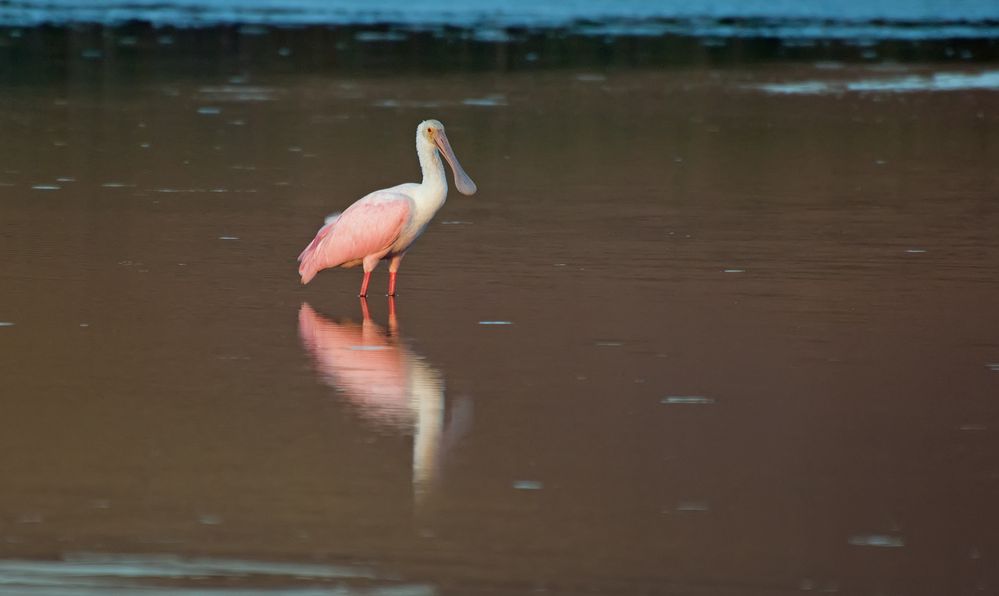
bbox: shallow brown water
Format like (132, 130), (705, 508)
(1, 59), (999, 595)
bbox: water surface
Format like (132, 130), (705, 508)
(1, 46), (998, 595)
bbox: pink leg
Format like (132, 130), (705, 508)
(388, 254), (404, 296)
(359, 296), (371, 321)
(359, 271), (372, 297)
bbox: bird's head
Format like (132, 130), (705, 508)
(418, 119), (477, 196)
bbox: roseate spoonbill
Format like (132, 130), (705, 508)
(298, 300), (472, 505)
(298, 120), (477, 296)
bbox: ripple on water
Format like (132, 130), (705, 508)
(661, 396), (715, 405)
(0, 322), (14, 327)
(462, 95), (507, 107)
(848, 534), (905, 548)
(756, 70), (999, 95)
(675, 501), (710, 512)
(197, 85), (278, 102)
(479, 321), (512, 325)
(0, 553), (433, 594)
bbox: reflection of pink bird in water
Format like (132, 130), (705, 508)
(297, 120), (477, 297)
(298, 299), (471, 504)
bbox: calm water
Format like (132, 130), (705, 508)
(1, 33), (999, 595)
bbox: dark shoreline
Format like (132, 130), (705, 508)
(1, 22), (997, 86)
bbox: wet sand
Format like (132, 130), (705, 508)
(1, 46), (998, 595)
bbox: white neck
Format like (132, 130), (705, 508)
(417, 139), (448, 195)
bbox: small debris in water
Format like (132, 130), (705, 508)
(0, 322), (14, 327)
(197, 106), (222, 115)
(56, 176), (75, 182)
(905, 248), (927, 253)
(479, 321), (513, 325)
(723, 268), (745, 273)
(31, 184), (60, 190)
(101, 182), (132, 188)
(79, 323), (89, 328)
(661, 396), (715, 405)
(218, 236), (239, 240)
(848, 534), (905, 548)
(675, 501), (710, 512)
(513, 480), (543, 491)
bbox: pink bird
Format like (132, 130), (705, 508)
(298, 119), (477, 296)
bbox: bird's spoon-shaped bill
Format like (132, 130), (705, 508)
(435, 130), (477, 196)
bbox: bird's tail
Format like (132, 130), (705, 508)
(298, 213), (340, 285)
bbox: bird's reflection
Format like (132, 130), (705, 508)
(298, 299), (470, 509)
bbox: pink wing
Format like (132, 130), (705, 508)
(298, 194), (411, 284)
(297, 213), (339, 262)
